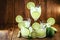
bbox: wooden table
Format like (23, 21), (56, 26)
(12, 24), (60, 40)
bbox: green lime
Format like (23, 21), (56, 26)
(15, 15), (23, 23)
(32, 22), (40, 30)
(27, 2), (35, 9)
(46, 27), (55, 37)
(47, 17), (55, 25)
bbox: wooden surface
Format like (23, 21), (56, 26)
(0, 24), (60, 40)
(12, 24), (60, 40)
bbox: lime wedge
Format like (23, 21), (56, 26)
(15, 15), (23, 23)
(51, 27), (57, 32)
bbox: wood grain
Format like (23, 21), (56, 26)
(0, 0), (60, 29)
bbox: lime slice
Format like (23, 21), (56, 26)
(15, 15), (23, 23)
(32, 22), (40, 30)
(18, 22), (25, 29)
(36, 29), (46, 38)
(27, 2), (35, 9)
(31, 11), (40, 21)
(31, 31), (37, 38)
(51, 27), (57, 32)
(21, 27), (30, 38)
(47, 18), (55, 25)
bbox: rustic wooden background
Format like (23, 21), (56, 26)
(0, 0), (60, 29)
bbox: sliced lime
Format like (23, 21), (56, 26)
(36, 29), (46, 38)
(51, 27), (57, 32)
(32, 22), (40, 30)
(27, 2), (35, 9)
(31, 31), (37, 38)
(15, 15), (23, 23)
(31, 11), (40, 21)
(47, 17), (55, 25)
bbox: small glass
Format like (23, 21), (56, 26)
(23, 18), (31, 28)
